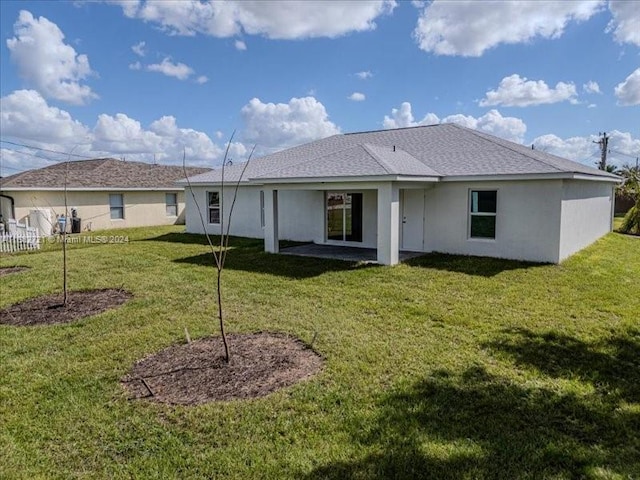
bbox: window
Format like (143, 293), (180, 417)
(208, 191), (220, 224)
(166, 193), (178, 217)
(469, 190), (497, 239)
(260, 190), (265, 228)
(109, 194), (124, 220)
(326, 192), (363, 242)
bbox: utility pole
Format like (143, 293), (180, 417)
(593, 132), (609, 170)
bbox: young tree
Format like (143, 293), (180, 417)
(183, 135), (255, 362)
(62, 159), (70, 305)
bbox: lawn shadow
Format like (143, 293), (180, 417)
(303, 366), (639, 479)
(174, 250), (373, 280)
(405, 253), (546, 277)
(485, 327), (640, 403)
(144, 232), (264, 248)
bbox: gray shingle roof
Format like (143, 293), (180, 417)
(182, 123), (620, 184)
(0, 158), (211, 189)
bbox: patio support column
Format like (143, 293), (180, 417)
(263, 188), (279, 253)
(377, 182), (399, 265)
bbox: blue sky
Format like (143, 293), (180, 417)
(0, 0), (638, 176)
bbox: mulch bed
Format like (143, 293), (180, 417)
(0, 289), (132, 326)
(0, 266), (29, 276)
(122, 332), (323, 405)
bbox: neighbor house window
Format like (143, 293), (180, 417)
(166, 193), (178, 217)
(109, 194), (124, 220)
(260, 190), (265, 228)
(469, 190), (497, 239)
(208, 191), (220, 224)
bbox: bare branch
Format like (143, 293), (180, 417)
(182, 148), (219, 268)
(218, 131), (236, 268)
(221, 144), (256, 269)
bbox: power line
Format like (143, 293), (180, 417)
(0, 139), (91, 159)
(1, 146), (58, 162)
(610, 149), (639, 159)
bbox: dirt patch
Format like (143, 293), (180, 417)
(0, 289), (132, 326)
(0, 266), (29, 276)
(122, 332), (323, 405)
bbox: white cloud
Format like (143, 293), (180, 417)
(115, 0), (396, 39)
(413, 0), (602, 56)
(532, 130), (640, 164)
(355, 70), (373, 79)
(479, 74), (578, 107)
(92, 113), (229, 164)
(382, 102), (439, 129)
(0, 89), (89, 144)
(93, 113), (162, 154)
(131, 40), (146, 56)
(235, 39), (247, 50)
(129, 61), (142, 70)
(443, 110), (527, 143)
(240, 96), (340, 149)
(146, 57), (195, 80)
(614, 68), (640, 106)
(607, 0), (640, 46)
(195, 75), (209, 84)
(383, 102), (527, 142)
(6, 10), (97, 105)
(0, 88), (237, 172)
(583, 80), (601, 94)
(348, 92), (366, 102)
(588, 103), (597, 108)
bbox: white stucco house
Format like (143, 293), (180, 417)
(180, 124), (620, 265)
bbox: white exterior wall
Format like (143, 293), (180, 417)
(279, 191), (324, 242)
(186, 185), (263, 238)
(423, 180), (563, 263)
(5, 189), (187, 232)
(558, 180), (614, 261)
(186, 185), (324, 242)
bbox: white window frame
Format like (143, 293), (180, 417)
(109, 193), (124, 220)
(468, 189), (497, 240)
(207, 191), (221, 225)
(165, 193), (178, 217)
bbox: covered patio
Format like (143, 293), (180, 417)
(280, 243), (425, 264)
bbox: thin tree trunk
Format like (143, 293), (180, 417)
(62, 229), (67, 306)
(62, 160), (70, 306)
(217, 268), (230, 362)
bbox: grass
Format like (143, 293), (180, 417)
(614, 213), (624, 231)
(1, 226), (639, 479)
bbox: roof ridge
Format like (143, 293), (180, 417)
(344, 123), (441, 136)
(253, 144), (369, 179)
(361, 143), (394, 174)
(364, 143), (444, 176)
(450, 123), (565, 173)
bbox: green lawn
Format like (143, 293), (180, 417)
(1, 226), (638, 479)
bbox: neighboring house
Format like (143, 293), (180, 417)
(0, 158), (210, 234)
(180, 124), (621, 265)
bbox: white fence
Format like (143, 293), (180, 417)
(0, 219), (41, 253)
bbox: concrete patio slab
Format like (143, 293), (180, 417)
(280, 244), (424, 264)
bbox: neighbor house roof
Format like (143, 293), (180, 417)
(181, 123), (620, 185)
(0, 158), (211, 190)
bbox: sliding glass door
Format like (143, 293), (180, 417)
(326, 192), (363, 242)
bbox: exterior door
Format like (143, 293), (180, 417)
(401, 189), (425, 251)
